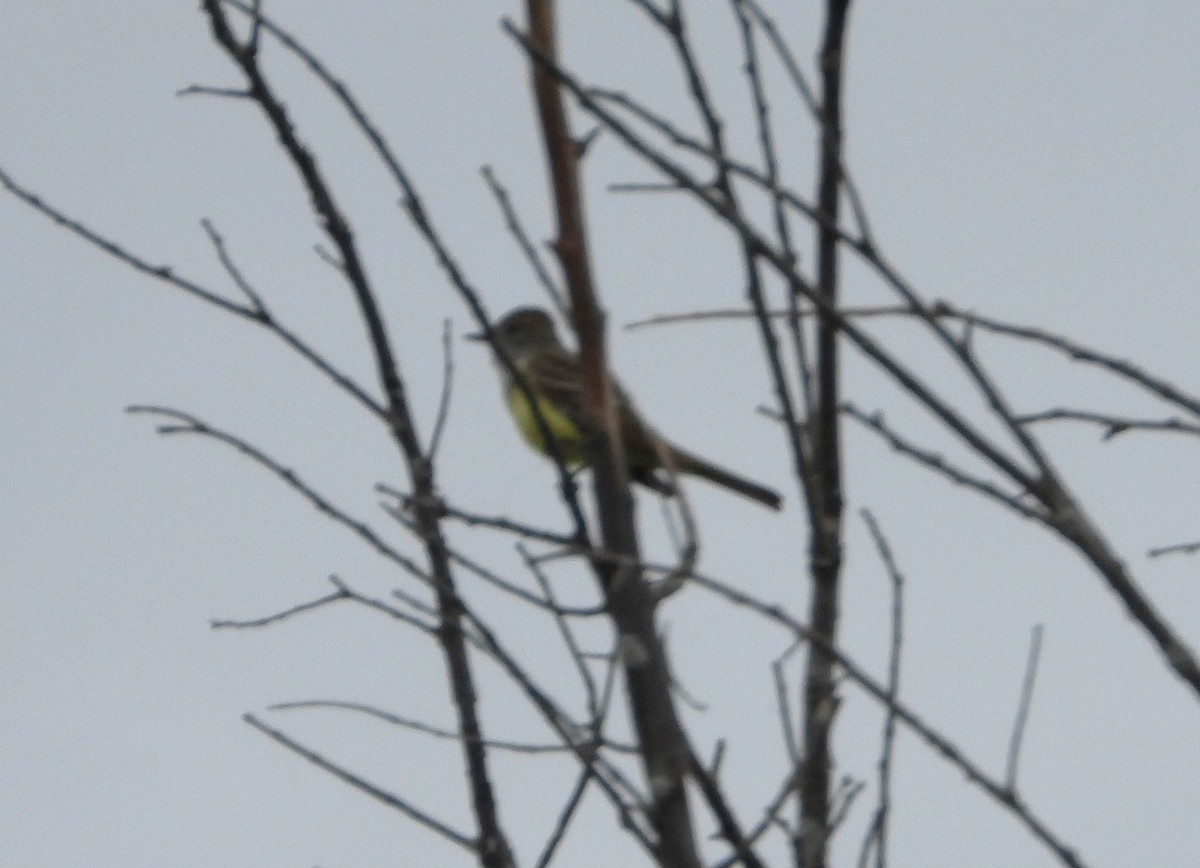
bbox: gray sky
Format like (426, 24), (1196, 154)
(4, 3), (1200, 866)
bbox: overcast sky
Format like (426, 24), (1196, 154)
(4, 3), (1200, 867)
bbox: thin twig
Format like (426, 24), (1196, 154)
(481, 165), (567, 316)
(218, 0), (593, 548)
(1005, 624), (1044, 791)
(1016, 409), (1200, 439)
(773, 645), (802, 766)
(948, 306), (1200, 419)
(200, 218), (268, 313)
(534, 767), (594, 868)
(381, 489), (577, 546)
(686, 744), (769, 868)
(520, 543), (602, 717)
(428, 318), (455, 461)
(739, 0), (874, 243)
(512, 30), (1050, 504)
(210, 584), (350, 629)
(731, 0), (816, 422)
(270, 700), (574, 754)
(127, 406), (433, 582)
(244, 713), (476, 851)
(841, 404), (1043, 522)
(380, 499), (603, 616)
(0, 166), (384, 418)
(711, 767), (800, 868)
(687, 569), (1089, 868)
(859, 509), (905, 868)
(1148, 540), (1200, 559)
(326, 575), (441, 637)
(829, 776), (865, 835)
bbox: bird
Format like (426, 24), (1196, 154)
(469, 306), (782, 511)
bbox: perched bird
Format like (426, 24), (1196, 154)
(470, 307), (782, 511)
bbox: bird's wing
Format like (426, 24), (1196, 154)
(522, 351), (653, 437)
(519, 350), (587, 427)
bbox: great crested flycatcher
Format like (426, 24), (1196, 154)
(470, 306), (782, 511)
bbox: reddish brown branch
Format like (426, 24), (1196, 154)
(523, 2), (701, 865)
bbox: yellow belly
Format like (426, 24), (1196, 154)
(506, 384), (587, 464)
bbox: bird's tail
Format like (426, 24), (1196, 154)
(670, 447), (783, 511)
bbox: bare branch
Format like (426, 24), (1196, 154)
(711, 766), (800, 868)
(534, 767), (593, 868)
(380, 499), (603, 617)
(522, 3), (702, 864)
(0, 166), (384, 418)
(177, 83), (253, 100)
(688, 570), (1088, 868)
(792, 3), (853, 861)
(1005, 625), (1044, 791)
(686, 744), (769, 868)
(945, 305), (1200, 419)
(1148, 540), (1200, 559)
(388, 490), (577, 547)
(520, 543), (604, 718)
(270, 700), (575, 754)
(244, 713), (476, 852)
(1016, 409), (1200, 439)
(481, 165), (568, 317)
(127, 405), (433, 582)
(731, 0), (816, 420)
(859, 509), (905, 868)
(199, 218), (267, 312)
(210, 583), (351, 630)
(738, 0), (874, 243)
(773, 646), (801, 767)
(841, 403), (1043, 521)
(200, 9), (518, 859)
(427, 318), (456, 461)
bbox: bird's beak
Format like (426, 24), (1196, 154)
(465, 328), (488, 343)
